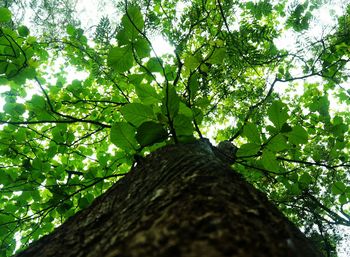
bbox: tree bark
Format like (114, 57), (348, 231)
(14, 140), (323, 257)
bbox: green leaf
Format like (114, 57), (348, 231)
(0, 62), (7, 74)
(110, 122), (138, 151)
(66, 24), (75, 35)
(134, 38), (151, 58)
(236, 143), (260, 157)
(134, 83), (160, 104)
(162, 85), (180, 120)
(179, 102), (193, 118)
(30, 95), (46, 109)
(173, 114), (194, 136)
(78, 197), (91, 209)
(107, 46), (133, 72)
(267, 101), (289, 130)
(261, 150), (280, 172)
(288, 125), (308, 145)
(331, 181), (346, 195)
(281, 123), (292, 133)
(339, 195), (348, 205)
(18, 26), (30, 37)
(189, 74), (199, 99)
(136, 121), (168, 147)
(120, 103), (155, 127)
(5, 63), (18, 78)
(243, 123), (261, 144)
(207, 48), (226, 64)
(146, 57), (163, 72)
(317, 95), (330, 117)
(184, 55), (200, 70)
(266, 134), (288, 152)
(121, 5), (144, 40)
(299, 173), (313, 186)
(289, 183), (301, 195)
(0, 8), (12, 22)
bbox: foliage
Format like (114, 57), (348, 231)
(0, 0), (350, 256)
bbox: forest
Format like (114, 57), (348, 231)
(0, 0), (350, 256)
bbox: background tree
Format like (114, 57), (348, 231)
(0, 0), (349, 256)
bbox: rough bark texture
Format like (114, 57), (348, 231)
(14, 140), (323, 257)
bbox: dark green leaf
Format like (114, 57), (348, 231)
(18, 26), (30, 37)
(299, 173), (313, 186)
(136, 121), (168, 147)
(331, 181), (346, 195)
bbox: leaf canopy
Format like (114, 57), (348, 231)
(0, 0), (350, 256)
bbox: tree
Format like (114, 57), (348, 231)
(12, 140), (323, 257)
(0, 0), (349, 256)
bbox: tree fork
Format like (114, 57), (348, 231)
(14, 141), (323, 257)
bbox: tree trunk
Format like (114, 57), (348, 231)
(14, 140), (323, 257)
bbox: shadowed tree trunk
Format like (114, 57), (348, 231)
(13, 140), (323, 257)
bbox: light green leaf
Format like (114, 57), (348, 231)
(135, 83), (160, 104)
(243, 123), (261, 144)
(120, 103), (155, 127)
(107, 46), (133, 72)
(268, 101), (289, 130)
(0, 8), (12, 22)
(30, 95), (46, 109)
(184, 55), (200, 70)
(110, 122), (138, 151)
(136, 121), (168, 147)
(236, 143), (260, 157)
(66, 24), (75, 35)
(288, 125), (308, 145)
(207, 48), (226, 64)
(121, 5), (144, 40)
